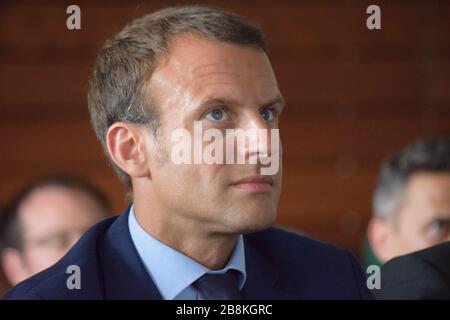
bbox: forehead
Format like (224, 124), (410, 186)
(401, 172), (450, 220)
(405, 172), (450, 202)
(148, 33), (279, 109)
(18, 186), (103, 232)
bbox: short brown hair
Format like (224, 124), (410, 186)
(87, 5), (267, 191)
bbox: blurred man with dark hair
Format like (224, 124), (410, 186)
(368, 137), (450, 263)
(0, 175), (110, 286)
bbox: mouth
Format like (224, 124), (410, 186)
(230, 175), (274, 192)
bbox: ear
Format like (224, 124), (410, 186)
(106, 122), (150, 179)
(1, 249), (30, 286)
(367, 218), (396, 263)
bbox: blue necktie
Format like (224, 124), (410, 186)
(193, 271), (242, 300)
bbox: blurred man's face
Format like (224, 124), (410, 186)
(3, 186), (106, 285)
(371, 172), (450, 262)
(142, 33), (283, 235)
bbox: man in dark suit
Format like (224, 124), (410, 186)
(376, 241), (450, 299)
(4, 5), (372, 300)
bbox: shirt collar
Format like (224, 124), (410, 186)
(128, 205), (246, 300)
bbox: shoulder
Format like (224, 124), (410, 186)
(246, 226), (358, 268)
(3, 216), (117, 300)
(245, 227), (372, 299)
(381, 241), (450, 282)
(377, 242), (450, 299)
(412, 241), (450, 274)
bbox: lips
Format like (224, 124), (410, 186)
(230, 176), (274, 192)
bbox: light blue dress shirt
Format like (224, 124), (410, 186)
(128, 206), (247, 300)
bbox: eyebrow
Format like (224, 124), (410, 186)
(263, 95), (285, 111)
(199, 94), (286, 111)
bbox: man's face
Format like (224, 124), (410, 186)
(372, 172), (450, 262)
(143, 33), (283, 235)
(392, 172), (450, 254)
(17, 186), (106, 278)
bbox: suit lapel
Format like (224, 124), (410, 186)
(98, 208), (162, 299)
(241, 236), (298, 299)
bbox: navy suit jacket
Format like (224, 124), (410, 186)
(4, 208), (372, 299)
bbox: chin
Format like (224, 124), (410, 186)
(230, 208), (277, 234)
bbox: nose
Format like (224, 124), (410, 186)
(241, 112), (272, 162)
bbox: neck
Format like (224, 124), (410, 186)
(133, 189), (238, 270)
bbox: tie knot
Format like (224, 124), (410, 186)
(193, 271), (242, 300)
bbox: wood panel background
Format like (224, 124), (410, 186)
(0, 0), (449, 293)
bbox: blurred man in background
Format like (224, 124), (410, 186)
(368, 138), (450, 263)
(0, 175), (110, 287)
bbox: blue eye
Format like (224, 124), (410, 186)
(206, 108), (227, 121)
(260, 108), (274, 121)
(429, 220), (450, 236)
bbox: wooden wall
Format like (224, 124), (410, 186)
(0, 0), (449, 293)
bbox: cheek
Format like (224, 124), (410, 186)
(153, 163), (203, 197)
(398, 223), (431, 251)
(153, 162), (228, 213)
